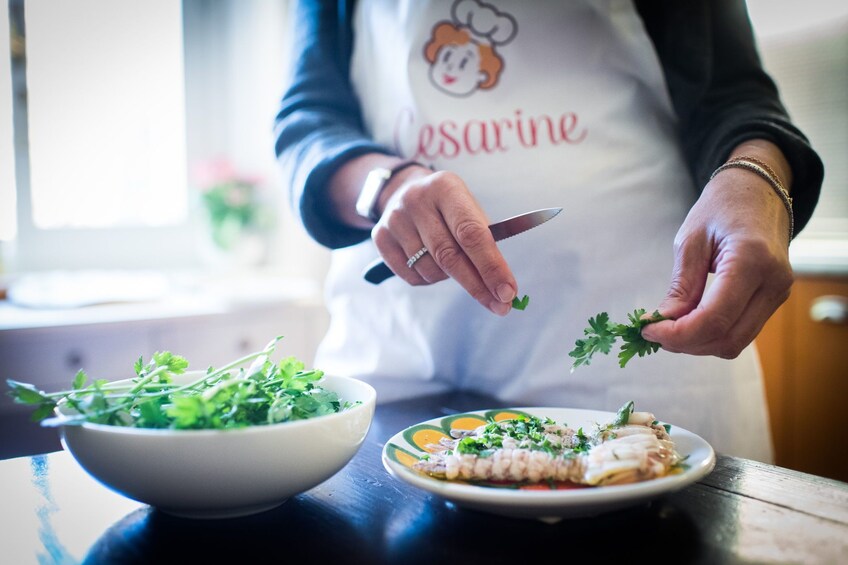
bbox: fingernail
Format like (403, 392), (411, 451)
(496, 283), (516, 303)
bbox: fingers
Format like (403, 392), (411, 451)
(372, 232), (428, 286)
(435, 195), (517, 313)
(650, 230), (712, 322)
(371, 171), (517, 315)
(372, 205), (435, 286)
(642, 238), (792, 358)
(645, 281), (787, 358)
(407, 204), (454, 284)
(640, 164), (797, 359)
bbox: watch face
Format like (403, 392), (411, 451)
(356, 167), (392, 221)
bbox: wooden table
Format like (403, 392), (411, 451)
(2, 391), (847, 564)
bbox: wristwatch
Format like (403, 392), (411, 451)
(355, 160), (422, 223)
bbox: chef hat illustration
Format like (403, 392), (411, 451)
(451, 0), (517, 46)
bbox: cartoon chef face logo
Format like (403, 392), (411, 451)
(423, 0), (517, 98)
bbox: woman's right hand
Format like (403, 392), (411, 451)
(372, 167), (518, 316)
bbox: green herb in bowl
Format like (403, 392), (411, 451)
(7, 336), (355, 430)
(5, 337), (377, 519)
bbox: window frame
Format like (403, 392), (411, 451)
(4, 0), (204, 273)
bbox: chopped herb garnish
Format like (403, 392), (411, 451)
(512, 294), (530, 311)
(572, 427), (592, 453)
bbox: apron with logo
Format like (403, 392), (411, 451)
(315, 0), (773, 461)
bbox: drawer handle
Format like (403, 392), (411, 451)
(810, 295), (848, 325)
(66, 350), (84, 369)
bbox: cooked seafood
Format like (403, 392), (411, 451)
(412, 401), (683, 486)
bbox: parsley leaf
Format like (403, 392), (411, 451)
(568, 312), (617, 370)
(511, 294), (530, 310)
(568, 309), (665, 371)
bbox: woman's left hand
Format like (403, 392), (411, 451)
(640, 155), (794, 358)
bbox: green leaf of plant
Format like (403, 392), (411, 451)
(588, 312), (612, 336)
(511, 294), (530, 311)
(152, 351), (189, 374)
(31, 402), (58, 422)
(6, 380), (49, 405)
(72, 370), (87, 390)
(166, 396), (205, 429)
(278, 356), (306, 382)
(136, 399), (169, 428)
(569, 309), (665, 371)
(5, 339), (345, 430)
(613, 400), (635, 427)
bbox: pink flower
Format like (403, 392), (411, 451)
(191, 157), (237, 191)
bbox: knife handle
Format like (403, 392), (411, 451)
(363, 259), (395, 284)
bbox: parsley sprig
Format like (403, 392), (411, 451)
(6, 337), (353, 430)
(568, 309), (665, 371)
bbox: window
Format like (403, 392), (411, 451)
(25, 0), (188, 231)
(0, 0), (319, 277)
(2, 0), (199, 272)
(0, 0), (15, 242)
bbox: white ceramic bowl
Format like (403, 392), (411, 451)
(57, 373), (376, 519)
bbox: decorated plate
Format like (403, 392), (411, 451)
(382, 407), (715, 522)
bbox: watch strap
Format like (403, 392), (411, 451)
(355, 160), (424, 223)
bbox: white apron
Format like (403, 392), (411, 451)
(316, 0), (774, 461)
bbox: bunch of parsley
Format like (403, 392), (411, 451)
(568, 309), (665, 371)
(6, 337), (351, 430)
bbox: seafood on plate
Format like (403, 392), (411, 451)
(412, 401), (685, 486)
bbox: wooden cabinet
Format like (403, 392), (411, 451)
(756, 275), (848, 483)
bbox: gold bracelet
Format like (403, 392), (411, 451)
(731, 155), (784, 187)
(710, 156), (794, 243)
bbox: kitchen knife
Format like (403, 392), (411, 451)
(362, 207), (563, 284)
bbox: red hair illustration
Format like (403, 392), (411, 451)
(422, 1), (517, 97)
(424, 22), (503, 90)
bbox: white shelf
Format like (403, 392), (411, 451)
(789, 237), (848, 277)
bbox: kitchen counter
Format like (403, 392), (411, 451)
(2, 390), (847, 564)
(789, 236), (848, 276)
(0, 269), (321, 330)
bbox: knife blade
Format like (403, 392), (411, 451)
(362, 207), (563, 284)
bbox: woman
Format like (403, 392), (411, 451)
(274, 0), (823, 461)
